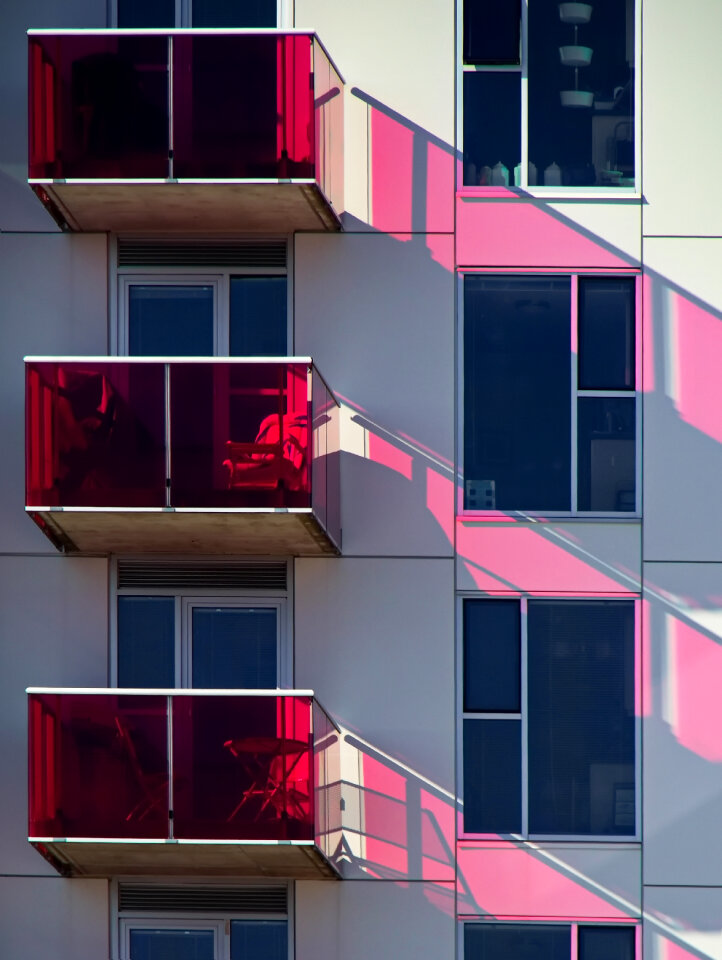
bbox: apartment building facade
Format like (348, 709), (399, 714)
(1, 0), (721, 957)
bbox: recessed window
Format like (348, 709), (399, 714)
(463, 273), (637, 514)
(464, 923), (636, 960)
(462, 598), (636, 837)
(462, 0), (636, 189)
(116, 0), (279, 27)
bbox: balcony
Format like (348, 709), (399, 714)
(28, 689), (341, 878)
(28, 30), (343, 232)
(26, 358), (341, 555)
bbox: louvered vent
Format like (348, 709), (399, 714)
(117, 559), (287, 591)
(117, 238), (287, 268)
(118, 884), (288, 914)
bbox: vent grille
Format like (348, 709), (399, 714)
(118, 884), (288, 914)
(117, 559), (287, 591)
(118, 238), (287, 268)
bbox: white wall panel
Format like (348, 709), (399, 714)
(643, 562), (722, 885)
(0, 233), (108, 553)
(296, 879), (454, 960)
(0, 0), (105, 231)
(644, 887), (722, 960)
(295, 557), (454, 795)
(0, 876), (108, 958)
(642, 0), (722, 236)
(295, 233), (454, 557)
(642, 242), (722, 561)
(0, 556), (108, 875)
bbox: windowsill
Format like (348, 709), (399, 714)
(456, 187), (642, 202)
(458, 833), (641, 844)
(457, 512), (641, 523)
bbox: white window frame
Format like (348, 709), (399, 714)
(114, 266), (292, 357)
(458, 269), (642, 519)
(110, 558), (293, 689)
(459, 920), (641, 960)
(110, 0), (293, 29)
(113, 878), (293, 960)
(456, 0), (642, 198)
(456, 593), (642, 842)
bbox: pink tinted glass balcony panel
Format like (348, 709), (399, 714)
(172, 695), (313, 841)
(28, 691), (336, 849)
(171, 362), (311, 509)
(28, 692), (169, 839)
(310, 367), (341, 548)
(28, 34), (169, 180)
(26, 361), (166, 508)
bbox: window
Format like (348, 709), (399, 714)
(117, 882), (289, 960)
(462, 598), (636, 837)
(463, 273), (637, 514)
(464, 923), (636, 960)
(114, 561), (290, 689)
(116, 0), (285, 28)
(118, 272), (288, 357)
(461, 0), (637, 190)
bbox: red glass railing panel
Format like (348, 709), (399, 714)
(26, 361), (166, 508)
(172, 695), (314, 841)
(171, 34), (313, 179)
(312, 700), (341, 860)
(28, 35), (169, 180)
(170, 362), (311, 508)
(312, 38), (344, 209)
(311, 368), (341, 547)
(28, 693), (169, 839)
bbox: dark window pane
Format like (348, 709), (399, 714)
(528, 601), (635, 835)
(465, 924), (570, 960)
(231, 921), (288, 960)
(463, 719), (520, 833)
(118, 597), (175, 688)
(129, 929), (214, 960)
(579, 927), (635, 960)
(463, 73), (521, 186)
(464, 600), (520, 711)
(464, 0), (521, 65)
(578, 277), (635, 389)
(118, 0), (175, 27)
(192, 0), (276, 27)
(464, 275), (571, 510)
(529, 0), (635, 187)
(578, 397), (635, 512)
(230, 277), (287, 356)
(129, 286), (214, 356)
(192, 607), (277, 688)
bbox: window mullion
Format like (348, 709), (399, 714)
(520, 0), (529, 189)
(520, 596), (529, 837)
(570, 275), (579, 513)
(571, 922), (579, 960)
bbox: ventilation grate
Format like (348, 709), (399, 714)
(117, 238), (287, 268)
(118, 884), (288, 914)
(117, 559), (287, 591)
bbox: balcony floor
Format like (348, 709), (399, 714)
(33, 181), (341, 233)
(29, 508), (339, 556)
(31, 839), (339, 879)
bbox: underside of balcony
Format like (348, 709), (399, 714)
(32, 181), (341, 234)
(29, 508), (340, 556)
(32, 839), (339, 879)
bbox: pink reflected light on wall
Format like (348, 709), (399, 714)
(426, 141), (455, 233)
(672, 293), (722, 444)
(425, 468), (455, 544)
(368, 432), (413, 480)
(371, 109), (413, 233)
(670, 618), (722, 762)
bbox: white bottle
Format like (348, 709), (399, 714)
(491, 161), (509, 186)
(544, 161), (562, 186)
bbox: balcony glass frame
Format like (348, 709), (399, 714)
(28, 688), (340, 860)
(28, 29), (343, 205)
(25, 357), (341, 551)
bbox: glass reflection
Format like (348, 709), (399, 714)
(463, 72), (521, 186)
(578, 397), (636, 512)
(529, 0), (635, 187)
